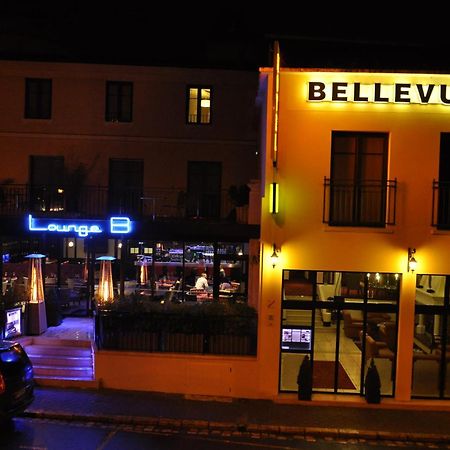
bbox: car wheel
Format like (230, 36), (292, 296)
(0, 417), (16, 434)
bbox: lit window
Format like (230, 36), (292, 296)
(187, 86), (211, 124)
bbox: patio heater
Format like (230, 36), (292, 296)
(137, 257), (149, 286)
(96, 256), (116, 305)
(26, 253), (47, 335)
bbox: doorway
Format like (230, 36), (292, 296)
(279, 270), (399, 397)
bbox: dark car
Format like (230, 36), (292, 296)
(0, 340), (34, 425)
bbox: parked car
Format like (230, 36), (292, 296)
(0, 340), (34, 427)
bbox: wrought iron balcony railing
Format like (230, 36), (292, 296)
(323, 178), (397, 227)
(0, 184), (237, 221)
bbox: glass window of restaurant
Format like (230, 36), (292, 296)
(279, 270), (399, 397)
(413, 274), (450, 398)
(122, 240), (248, 304)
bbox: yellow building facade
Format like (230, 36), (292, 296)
(258, 67), (450, 402)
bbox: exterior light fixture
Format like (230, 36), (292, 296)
(68, 241), (74, 248)
(270, 243), (280, 268)
(269, 182), (279, 214)
(408, 247), (417, 272)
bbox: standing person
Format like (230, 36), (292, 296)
(195, 272), (209, 290)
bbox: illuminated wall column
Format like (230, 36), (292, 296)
(96, 256), (116, 304)
(26, 253), (47, 335)
(396, 270), (416, 401)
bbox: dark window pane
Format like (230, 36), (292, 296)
(25, 78), (52, 119)
(106, 81), (133, 122)
(330, 132), (388, 226)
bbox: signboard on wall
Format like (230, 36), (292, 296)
(281, 326), (311, 351)
(5, 307), (22, 339)
(27, 214), (132, 237)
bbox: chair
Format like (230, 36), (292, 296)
(367, 312), (391, 324)
(365, 334), (395, 361)
(342, 310), (364, 339)
(378, 321), (397, 351)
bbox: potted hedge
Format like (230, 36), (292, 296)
(297, 355), (313, 400)
(365, 358), (381, 403)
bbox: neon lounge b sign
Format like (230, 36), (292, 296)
(27, 214), (132, 237)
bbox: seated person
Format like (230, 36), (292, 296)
(220, 281), (232, 291)
(219, 268), (232, 290)
(195, 272), (209, 290)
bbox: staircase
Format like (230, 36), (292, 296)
(19, 336), (99, 388)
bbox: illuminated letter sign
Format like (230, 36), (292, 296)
(307, 81), (450, 105)
(27, 215), (132, 237)
(110, 216), (131, 234)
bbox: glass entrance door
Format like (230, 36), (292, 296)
(279, 270), (399, 397)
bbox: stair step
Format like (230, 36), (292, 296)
(34, 377), (100, 389)
(33, 364), (93, 378)
(19, 337), (92, 348)
(28, 354), (93, 367)
(24, 345), (93, 357)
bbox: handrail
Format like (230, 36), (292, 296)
(0, 184), (238, 221)
(323, 178), (397, 227)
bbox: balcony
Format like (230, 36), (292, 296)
(0, 184), (241, 222)
(323, 178), (397, 227)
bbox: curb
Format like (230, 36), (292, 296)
(21, 410), (450, 444)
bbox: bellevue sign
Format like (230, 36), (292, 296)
(308, 81), (450, 105)
(27, 214), (132, 237)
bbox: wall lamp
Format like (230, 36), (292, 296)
(269, 182), (279, 214)
(270, 243), (280, 268)
(408, 247), (417, 272)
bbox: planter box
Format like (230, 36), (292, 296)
(117, 331), (159, 352)
(163, 333), (204, 353)
(209, 335), (252, 355)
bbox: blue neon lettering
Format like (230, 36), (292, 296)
(110, 217), (131, 234)
(28, 214), (131, 237)
(28, 214), (103, 237)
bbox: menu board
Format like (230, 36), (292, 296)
(281, 326), (311, 351)
(5, 307), (22, 339)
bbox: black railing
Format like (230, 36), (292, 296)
(94, 310), (257, 355)
(323, 178), (397, 227)
(0, 184), (235, 221)
(432, 180), (450, 229)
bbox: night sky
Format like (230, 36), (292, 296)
(1, 3), (449, 71)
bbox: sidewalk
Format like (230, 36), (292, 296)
(22, 386), (450, 443)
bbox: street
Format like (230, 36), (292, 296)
(0, 417), (447, 450)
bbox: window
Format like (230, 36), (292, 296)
(186, 161), (221, 218)
(436, 133), (450, 228)
(105, 81), (133, 122)
(329, 132), (388, 227)
(187, 86), (211, 124)
(108, 158), (143, 215)
(413, 274), (450, 398)
(29, 155), (64, 211)
(25, 78), (52, 119)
